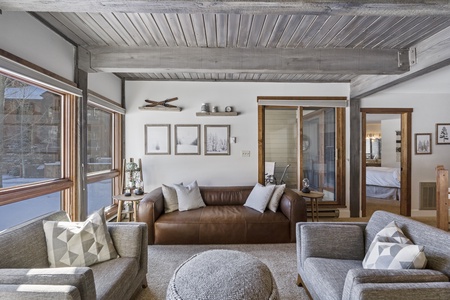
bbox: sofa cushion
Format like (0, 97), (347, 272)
(373, 221), (412, 244)
(162, 184), (180, 213)
(244, 183), (275, 213)
(174, 181), (206, 211)
(43, 208), (118, 268)
(90, 257), (138, 300)
(303, 257), (362, 300)
(267, 184), (286, 212)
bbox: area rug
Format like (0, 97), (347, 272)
(135, 243), (309, 300)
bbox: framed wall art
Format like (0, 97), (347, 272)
(415, 133), (432, 154)
(175, 124), (201, 155)
(204, 125), (230, 155)
(145, 124), (171, 155)
(436, 123), (450, 144)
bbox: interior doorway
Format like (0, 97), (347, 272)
(361, 108), (413, 217)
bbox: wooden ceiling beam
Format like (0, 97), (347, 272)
(350, 25), (450, 98)
(2, 1), (450, 16)
(85, 46), (409, 75)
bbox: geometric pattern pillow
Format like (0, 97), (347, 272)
(362, 240), (427, 269)
(43, 208), (118, 268)
(373, 221), (412, 244)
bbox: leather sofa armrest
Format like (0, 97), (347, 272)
(137, 187), (164, 245)
(0, 268), (96, 300)
(0, 284), (81, 300)
(343, 268), (449, 300)
(279, 188), (307, 242)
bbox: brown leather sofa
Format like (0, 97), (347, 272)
(137, 185), (307, 245)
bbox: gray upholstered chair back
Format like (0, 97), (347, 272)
(0, 211), (70, 268)
(365, 210), (450, 277)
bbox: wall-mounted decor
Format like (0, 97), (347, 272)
(415, 133), (432, 154)
(139, 97), (181, 111)
(395, 130), (401, 162)
(145, 124), (171, 155)
(204, 125), (230, 155)
(175, 124), (201, 155)
(436, 123), (450, 144)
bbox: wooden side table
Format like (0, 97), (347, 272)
(295, 190), (324, 222)
(113, 193), (146, 222)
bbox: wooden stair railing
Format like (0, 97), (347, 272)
(436, 165), (449, 231)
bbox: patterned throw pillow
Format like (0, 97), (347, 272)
(362, 221), (427, 269)
(43, 208), (118, 268)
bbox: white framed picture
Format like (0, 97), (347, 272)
(145, 124), (171, 155)
(415, 133), (432, 155)
(204, 125), (230, 155)
(175, 124), (201, 155)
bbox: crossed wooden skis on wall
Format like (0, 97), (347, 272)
(144, 97), (178, 108)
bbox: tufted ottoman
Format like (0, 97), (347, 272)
(166, 249), (279, 300)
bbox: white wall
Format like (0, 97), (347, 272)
(88, 73), (122, 104)
(381, 118), (401, 168)
(125, 81), (349, 192)
(0, 12), (75, 81)
(361, 64), (450, 216)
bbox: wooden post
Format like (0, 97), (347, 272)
(436, 165), (449, 231)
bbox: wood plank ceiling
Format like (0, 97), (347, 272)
(2, 1), (450, 84)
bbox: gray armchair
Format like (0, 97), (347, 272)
(0, 211), (148, 300)
(296, 211), (450, 300)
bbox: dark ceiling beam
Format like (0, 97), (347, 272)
(84, 46), (410, 75)
(2, 1), (450, 16)
(350, 25), (450, 98)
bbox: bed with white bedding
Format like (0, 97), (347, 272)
(366, 166), (401, 200)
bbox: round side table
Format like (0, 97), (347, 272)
(113, 193), (146, 222)
(295, 190), (324, 222)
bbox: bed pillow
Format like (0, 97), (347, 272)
(174, 181), (206, 211)
(43, 208), (118, 268)
(244, 183), (276, 213)
(267, 184), (286, 212)
(162, 183), (181, 213)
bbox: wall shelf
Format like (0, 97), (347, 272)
(139, 106), (182, 111)
(196, 112), (239, 116)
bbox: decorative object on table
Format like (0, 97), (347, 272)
(145, 124), (171, 154)
(225, 106), (233, 112)
(436, 123), (450, 144)
(134, 179), (144, 195)
(121, 158), (143, 193)
(201, 103), (210, 112)
(212, 106), (218, 112)
(302, 178), (310, 193)
(175, 124), (201, 155)
(204, 125), (230, 155)
(415, 133), (432, 154)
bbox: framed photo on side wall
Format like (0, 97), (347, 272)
(415, 133), (432, 154)
(436, 123), (450, 144)
(145, 124), (171, 155)
(204, 125), (230, 155)
(175, 124), (201, 155)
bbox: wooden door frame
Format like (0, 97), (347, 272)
(360, 108), (413, 217)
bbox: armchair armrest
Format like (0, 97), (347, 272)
(0, 284), (81, 300)
(343, 268), (449, 300)
(349, 282), (450, 300)
(297, 223), (366, 268)
(137, 187), (164, 245)
(279, 188), (307, 242)
(0, 268), (95, 300)
(107, 222), (148, 275)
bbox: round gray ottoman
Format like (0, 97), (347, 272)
(166, 249), (279, 300)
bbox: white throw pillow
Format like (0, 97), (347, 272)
(174, 181), (206, 211)
(43, 208), (118, 268)
(267, 184), (286, 212)
(244, 183), (276, 213)
(162, 183), (181, 213)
